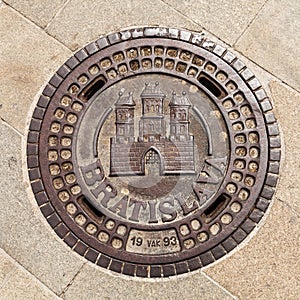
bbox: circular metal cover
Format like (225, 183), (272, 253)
(27, 27), (281, 278)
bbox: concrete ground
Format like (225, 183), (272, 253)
(0, 0), (299, 299)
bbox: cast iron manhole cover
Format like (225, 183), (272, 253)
(27, 27), (281, 278)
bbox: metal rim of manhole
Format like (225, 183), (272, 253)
(27, 27), (281, 278)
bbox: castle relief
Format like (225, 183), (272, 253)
(110, 82), (195, 176)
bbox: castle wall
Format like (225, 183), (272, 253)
(110, 138), (195, 176)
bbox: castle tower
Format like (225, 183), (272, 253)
(115, 91), (135, 143)
(169, 91), (192, 141)
(139, 82), (166, 142)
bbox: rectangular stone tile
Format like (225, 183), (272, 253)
(163, 0), (266, 45)
(236, 0), (300, 91)
(0, 120), (83, 295)
(46, 0), (201, 50)
(63, 263), (234, 300)
(269, 81), (300, 214)
(204, 200), (300, 299)
(3, 0), (68, 28)
(0, 5), (72, 134)
(0, 249), (60, 299)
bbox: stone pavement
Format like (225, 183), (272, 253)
(0, 0), (299, 299)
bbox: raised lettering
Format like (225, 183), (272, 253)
(147, 239), (161, 247)
(206, 157), (227, 174)
(80, 159), (104, 186)
(159, 198), (177, 222)
(193, 157), (227, 204)
(148, 200), (159, 223)
(91, 179), (117, 207)
(195, 157), (227, 184)
(192, 183), (215, 206)
(109, 195), (128, 218)
(175, 196), (199, 215)
(129, 199), (147, 222)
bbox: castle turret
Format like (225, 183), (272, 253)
(115, 91), (135, 143)
(169, 91), (192, 141)
(139, 82), (166, 142)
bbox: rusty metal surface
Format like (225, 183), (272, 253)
(27, 27), (281, 278)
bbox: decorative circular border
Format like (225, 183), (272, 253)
(27, 27), (281, 278)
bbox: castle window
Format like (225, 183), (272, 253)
(180, 125), (185, 133)
(149, 122), (154, 131)
(119, 127), (124, 135)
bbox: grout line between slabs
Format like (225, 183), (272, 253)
(273, 74), (300, 93)
(159, 0), (232, 48)
(1, 1), (73, 52)
(0, 117), (23, 137)
(276, 197), (300, 217)
(44, 29), (75, 52)
(1, 0), (42, 28)
(159, 0), (299, 93)
(271, 78), (300, 94)
(2, 0), (299, 93)
(44, 0), (71, 31)
(201, 271), (240, 300)
(59, 262), (87, 298)
(233, 0), (270, 47)
(233, 54), (300, 94)
(0, 265), (18, 290)
(0, 247), (62, 299)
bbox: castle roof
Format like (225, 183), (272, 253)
(116, 91), (135, 106)
(169, 91), (191, 106)
(140, 82), (166, 99)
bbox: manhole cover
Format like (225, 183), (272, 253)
(27, 27), (281, 278)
